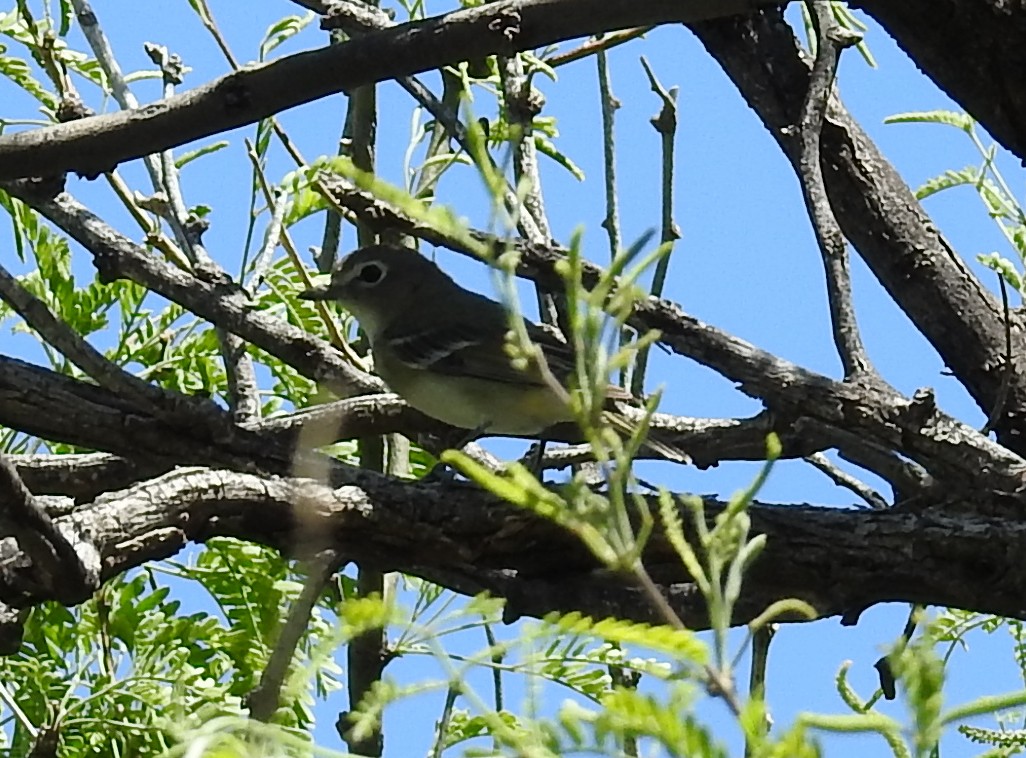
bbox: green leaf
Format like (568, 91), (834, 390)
(884, 109), (973, 132)
(175, 141), (230, 169)
(543, 612), (708, 665)
(535, 134), (584, 180)
(978, 252), (1022, 292)
(914, 166), (980, 200)
(259, 12), (314, 60)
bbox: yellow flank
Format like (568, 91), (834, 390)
(376, 348), (570, 435)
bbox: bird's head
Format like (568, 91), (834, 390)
(299, 244), (449, 335)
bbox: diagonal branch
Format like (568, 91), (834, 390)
(0, 0), (782, 181)
(803, 452), (888, 510)
(0, 258), (227, 425)
(796, 1), (873, 379)
(314, 173), (1026, 497)
(687, 10), (1026, 452)
(2, 180), (382, 398)
(0, 452), (98, 605)
(247, 549), (344, 721)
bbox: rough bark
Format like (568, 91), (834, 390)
(856, 0), (1026, 164)
(1, 0), (1026, 650)
(689, 10), (1026, 453)
(0, 0), (781, 181)
(4, 468), (1026, 655)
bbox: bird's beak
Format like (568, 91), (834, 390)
(298, 275), (335, 301)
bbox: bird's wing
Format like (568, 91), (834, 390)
(524, 321), (638, 402)
(382, 318), (552, 387)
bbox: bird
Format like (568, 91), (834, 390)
(299, 244), (685, 461)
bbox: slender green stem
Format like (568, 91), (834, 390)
(596, 46), (621, 259)
(633, 57), (680, 395)
(430, 684), (460, 758)
(745, 624), (775, 757)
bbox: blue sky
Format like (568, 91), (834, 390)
(2, 1), (1024, 755)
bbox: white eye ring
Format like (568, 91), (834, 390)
(355, 262), (385, 285)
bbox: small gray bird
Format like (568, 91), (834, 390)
(300, 244), (685, 461)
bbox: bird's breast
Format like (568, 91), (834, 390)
(373, 347), (570, 435)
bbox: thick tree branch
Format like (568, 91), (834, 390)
(2, 182), (382, 398)
(0, 452), (98, 606)
(4, 467), (1026, 634)
(0, 355), (311, 484)
(0, 0), (782, 181)
(854, 0), (1026, 165)
(688, 10), (1026, 454)
(10, 453), (170, 501)
(0, 353), (844, 504)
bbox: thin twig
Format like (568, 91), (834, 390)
(633, 57), (680, 396)
(71, 0), (191, 272)
(247, 550), (343, 720)
(157, 151), (211, 269)
(596, 46), (622, 260)
(188, 0), (240, 68)
(483, 624), (504, 714)
(315, 30), (349, 273)
(545, 27), (652, 68)
(102, 171), (189, 268)
(498, 55), (552, 243)
(69, 0), (163, 190)
(804, 452), (889, 509)
(247, 189), (289, 295)
(596, 43), (630, 391)
(410, 69), (463, 202)
(430, 684), (460, 758)
(497, 51), (568, 400)
(797, 0), (872, 379)
(744, 624), (775, 757)
(826, 424), (932, 499)
(242, 142), (358, 366)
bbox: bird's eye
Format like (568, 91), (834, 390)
(357, 262), (385, 285)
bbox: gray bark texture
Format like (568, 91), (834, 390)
(1, 0), (1025, 650)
